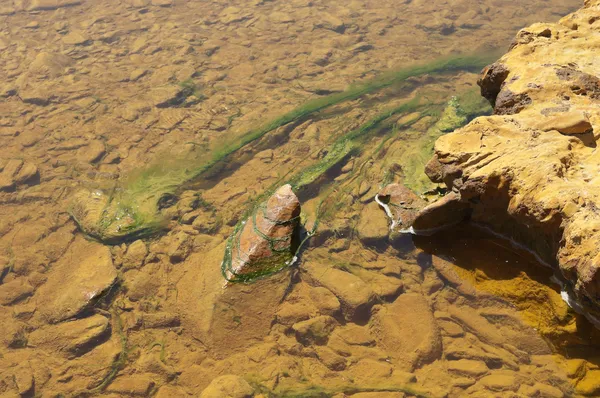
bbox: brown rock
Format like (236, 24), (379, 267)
(412, 192), (471, 233)
(77, 140), (106, 163)
(370, 293), (442, 371)
(106, 374), (156, 396)
(576, 369), (600, 396)
(377, 183), (427, 231)
(0, 278), (34, 305)
(478, 62), (510, 105)
(27, 0), (82, 11)
(479, 373), (518, 392)
(62, 30), (90, 45)
(225, 184), (300, 281)
(303, 261), (376, 320)
(448, 305), (505, 346)
(149, 86), (187, 108)
(356, 200), (389, 245)
(28, 314), (110, 358)
(447, 359), (489, 377)
(422, 0), (600, 318)
(34, 237), (117, 323)
(128, 268), (161, 301)
(292, 315), (338, 345)
(200, 375), (254, 398)
(122, 240), (148, 269)
(13, 362), (34, 396)
(14, 162), (39, 185)
(29, 52), (73, 77)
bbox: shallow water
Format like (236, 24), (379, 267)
(0, 0), (595, 397)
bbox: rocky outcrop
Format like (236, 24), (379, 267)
(417, 0), (600, 320)
(223, 184), (301, 282)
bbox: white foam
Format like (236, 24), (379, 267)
(375, 194), (399, 231)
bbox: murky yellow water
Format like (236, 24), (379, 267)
(0, 0), (597, 397)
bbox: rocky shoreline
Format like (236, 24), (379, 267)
(416, 0), (600, 323)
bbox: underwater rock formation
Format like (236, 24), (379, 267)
(376, 183), (426, 232)
(178, 185), (300, 356)
(420, 0), (600, 321)
(222, 184), (301, 282)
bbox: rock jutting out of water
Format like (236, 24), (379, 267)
(416, 0), (600, 322)
(221, 184), (301, 283)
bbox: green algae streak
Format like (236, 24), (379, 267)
(71, 53), (497, 244)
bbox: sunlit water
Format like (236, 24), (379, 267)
(0, 0), (594, 397)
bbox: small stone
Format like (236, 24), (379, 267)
(123, 240), (148, 269)
(453, 377), (476, 388)
(13, 363), (34, 396)
(0, 279), (34, 305)
(200, 375), (254, 398)
(308, 286), (340, 315)
(62, 30), (89, 45)
(480, 374), (518, 392)
(106, 374), (156, 396)
(377, 183), (426, 231)
(576, 370), (600, 396)
(314, 13), (345, 33)
(438, 320), (465, 337)
(167, 232), (192, 263)
(315, 346), (346, 370)
(447, 359), (489, 377)
(130, 69), (149, 81)
(292, 315), (337, 345)
(77, 140), (106, 163)
(14, 162), (39, 185)
(347, 358), (393, 383)
(225, 184), (300, 281)
(370, 293), (442, 371)
(20, 88), (52, 106)
(35, 238), (117, 323)
(27, 0), (82, 11)
(151, 0), (173, 6)
(149, 86), (186, 107)
(28, 315), (110, 358)
(413, 192), (470, 233)
(128, 270), (161, 301)
(532, 383), (564, 398)
(137, 312), (180, 329)
(335, 324), (375, 346)
(357, 200), (389, 245)
(303, 262), (376, 320)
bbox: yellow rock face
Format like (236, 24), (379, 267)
(424, 0), (600, 320)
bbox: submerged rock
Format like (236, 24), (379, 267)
(28, 315), (110, 358)
(376, 183), (427, 232)
(419, 0), (600, 320)
(222, 184), (300, 283)
(34, 237), (117, 324)
(370, 293), (442, 371)
(200, 375), (254, 398)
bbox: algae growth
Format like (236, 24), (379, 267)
(70, 53), (495, 246)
